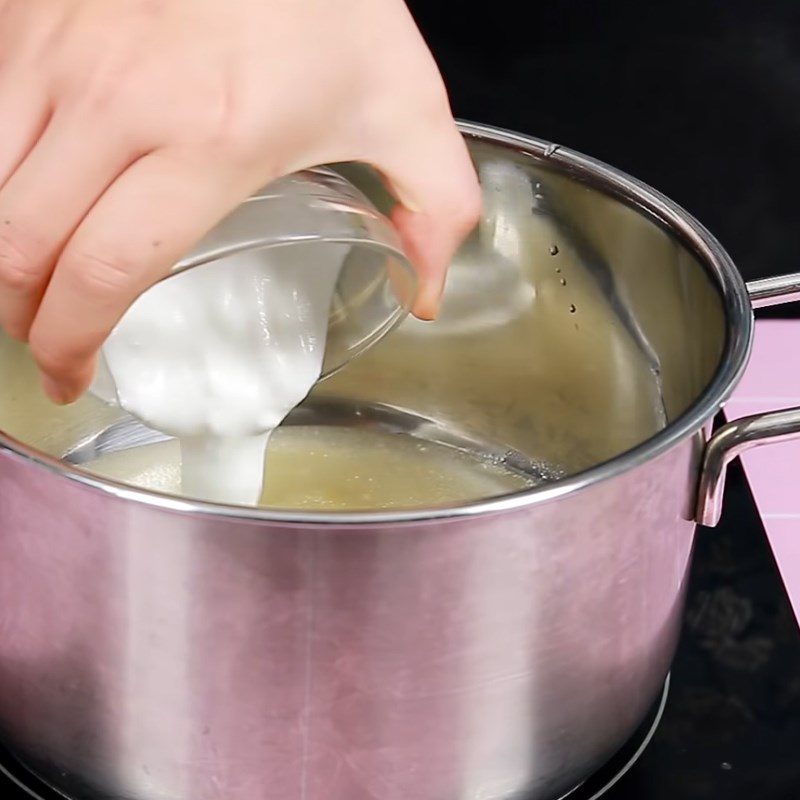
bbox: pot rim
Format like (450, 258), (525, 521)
(0, 121), (753, 526)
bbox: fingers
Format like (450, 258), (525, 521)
(29, 148), (249, 403)
(371, 115), (482, 320)
(0, 110), (138, 338)
(0, 77), (50, 190)
(0, 75), (52, 334)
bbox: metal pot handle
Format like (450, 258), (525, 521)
(696, 273), (800, 527)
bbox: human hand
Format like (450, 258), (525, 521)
(0, 0), (481, 403)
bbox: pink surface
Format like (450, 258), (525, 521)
(728, 320), (800, 622)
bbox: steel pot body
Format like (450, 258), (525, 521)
(0, 439), (697, 800)
(0, 123), (796, 800)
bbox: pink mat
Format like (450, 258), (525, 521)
(727, 320), (800, 623)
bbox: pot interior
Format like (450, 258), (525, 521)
(0, 131), (729, 511)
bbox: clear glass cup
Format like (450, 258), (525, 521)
(92, 166), (416, 404)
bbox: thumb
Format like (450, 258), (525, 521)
(371, 125), (482, 320)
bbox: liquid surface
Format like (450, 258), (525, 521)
(91, 245), (343, 506)
(81, 427), (536, 510)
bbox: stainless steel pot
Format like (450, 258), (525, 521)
(0, 122), (799, 800)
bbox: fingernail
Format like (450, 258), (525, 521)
(41, 374), (74, 406)
(413, 302), (437, 321)
(393, 190), (422, 215)
(412, 284), (444, 321)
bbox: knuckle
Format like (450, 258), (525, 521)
(72, 48), (144, 113)
(208, 113), (255, 158)
(435, 172), (482, 239)
(208, 100), (259, 161)
(454, 179), (483, 233)
(362, 72), (451, 146)
(184, 67), (257, 156)
(65, 65), (123, 115)
(401, 68), (452, 129)
(419, 77), (452, 120)
(0, 229), (44, 293)
(66, 250), (137, 301)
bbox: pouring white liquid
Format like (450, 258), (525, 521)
(93, 244), (344, 505)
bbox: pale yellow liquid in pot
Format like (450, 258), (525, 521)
(81, 427), (538, 511)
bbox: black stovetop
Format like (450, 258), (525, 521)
(2, 460), (799, 799)
(574, 459), (800, 800)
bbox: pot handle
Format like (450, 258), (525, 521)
(746, 274), (800, 308)
(695, 272), (800, 526)
(696, 407), (800, 526)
